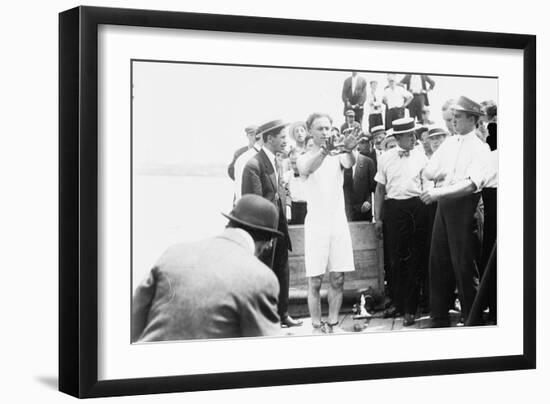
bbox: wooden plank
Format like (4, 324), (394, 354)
(288, 221), (384, 302)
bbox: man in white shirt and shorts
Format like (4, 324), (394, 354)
(297, 113), (358, 334)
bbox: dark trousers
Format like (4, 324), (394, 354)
(368, 112), (383, 131)
(407, 93), (427, 122)
(385, 197), (428, 315)
(261, 235), (290, 320)
(419, 202), (437, 309)
(481, 188), (497, 319)
(385, 107), (405, 129)
(289, 201), (307, 225)
(430, 193), (481, 324)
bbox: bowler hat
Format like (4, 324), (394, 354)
(452, 96), (484, 116)
(257, 119), (287, 139)
(222, 194), (283, 238)
(392, 117), (416, 135)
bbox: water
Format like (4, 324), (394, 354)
(132, 175), (235, 288)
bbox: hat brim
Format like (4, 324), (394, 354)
(257, 123), (288, 138)
(221, 212), (284, 238)
(392, 128), (416, 135)
(452, 105), (484, 116)
(427, 130), (447, 138)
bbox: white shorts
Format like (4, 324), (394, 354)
(303, 215), (355, 278)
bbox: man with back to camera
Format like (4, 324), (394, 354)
(228, 125), (259, 181)
(131, 194), (282, 342)
(297, 112), (358, 334)
(241, 119), (303, 328)
(421, 96), (490, 327)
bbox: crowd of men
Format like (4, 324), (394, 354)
(131, 72), (498, 342)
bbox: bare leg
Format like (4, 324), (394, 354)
(328, 272), (345, 325)
(307, 276), (323, 326)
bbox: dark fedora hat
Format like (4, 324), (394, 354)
(222, 194), (283, 238)
(257, 119), (287, 139)
(452, 96), (484, 116)
(391, 117), (416, 135)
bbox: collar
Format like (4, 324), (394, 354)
(458, 129), (477, 142)
(262, 146), (277, 168)
(224, 228), (255, 255)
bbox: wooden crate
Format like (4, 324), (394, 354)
(287, 221), (384, 304)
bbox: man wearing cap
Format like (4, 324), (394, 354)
(342, 71), (367, 124)
(228, 125), (259, 181)
(131, 195), (282, 342)
(350, 136), (377, 222)
(233, 129), (263, 202)
(373, 118), (429, 326)
(400, 74), (436, 123)
(340, 109), (363, 138)
(421, 96), (491, 327)
(364, 125), (386, 170)
(382, 74), (413, 130)
(241, 120), (303, 328)
(297, 112), (358, 333)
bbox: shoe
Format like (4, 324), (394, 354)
(403, 313), (415, 326)
(281, 315), (303, 328)
(383, 306), (401, 318)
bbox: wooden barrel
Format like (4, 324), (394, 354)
(287, 221), (384, 307)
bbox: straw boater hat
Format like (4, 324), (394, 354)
(427, 126), (448, 138)
(368, 125), (386, 140)
(391, 117), (416, 135)
(345, 109), (355, 117)
(257, 119), (288, 139)
(452, 96), (484, 116)
(222, 194), (283, 238)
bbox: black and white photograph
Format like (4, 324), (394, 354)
(130, 62), (499, 342)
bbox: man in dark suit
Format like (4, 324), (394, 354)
(352, 137), (377, 221)
(241, 119), (303, 328)
(400, 74), (436, 123)
(342, 71), (367, 124)
(131, 195), (282, 342)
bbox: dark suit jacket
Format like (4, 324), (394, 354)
(400, 75), (436, 105)
(132, 229), (280, 342)
(351, 154), (377, 221)
(241, 149), (291, 250)
(342, 75), (367, 109)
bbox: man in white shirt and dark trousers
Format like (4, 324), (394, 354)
(374, 118), (429, 326)
(421, 96), (490, 327)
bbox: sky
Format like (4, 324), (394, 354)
(132, 60), (498, 173)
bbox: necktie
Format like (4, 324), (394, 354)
(398, 150), (410, 158)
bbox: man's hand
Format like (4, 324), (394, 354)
(374, 220), (383, 239)
(343, 133), (358, 152)
(360, 201), (372, 213)
(420, 189), (442, 205)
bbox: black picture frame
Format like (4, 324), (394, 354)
(59, 5), (536, 398)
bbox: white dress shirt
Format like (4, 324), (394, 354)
(262, 146), (279, 184)
(383, 86), (412, 109)
(409, 75), (423, 93)
(424, 129), (490, 192)
(483, 150), (498, 189)
(374, 146), (428, 199)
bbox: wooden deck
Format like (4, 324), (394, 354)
(282, 310), (465, 336)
